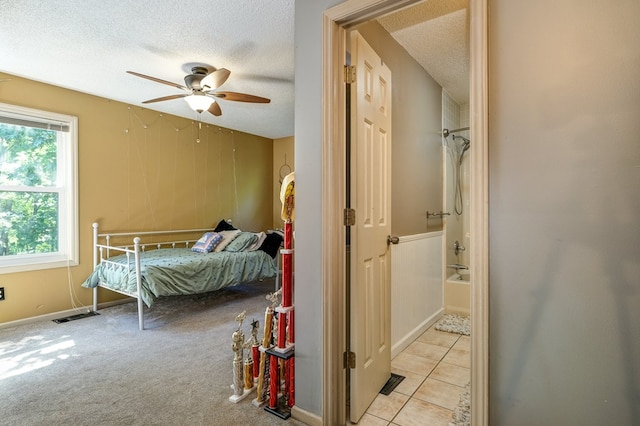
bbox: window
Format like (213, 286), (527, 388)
(0, 103), (78, 273)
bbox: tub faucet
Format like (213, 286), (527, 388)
(453, 240), (465, 256)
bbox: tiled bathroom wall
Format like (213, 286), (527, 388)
(442, 91), (466, 272)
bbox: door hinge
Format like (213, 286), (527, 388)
(344, 208), (356, 226)
(344, 65), (356, 84)
(344, 351), (356, 369)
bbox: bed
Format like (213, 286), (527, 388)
(82, 221), (282, 330)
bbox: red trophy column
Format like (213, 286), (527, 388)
(265, 171), (295, 420)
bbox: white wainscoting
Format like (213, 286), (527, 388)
(391, 231), (444, 358)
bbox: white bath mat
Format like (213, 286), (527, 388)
(450, 381), (471, 426)
(434, 313), (470, 336)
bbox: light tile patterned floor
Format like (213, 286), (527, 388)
(357, 324), (470, 426)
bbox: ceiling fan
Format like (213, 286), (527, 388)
(126, 66), (270, 116)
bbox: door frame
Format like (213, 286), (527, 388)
(321, 1), (489, 425)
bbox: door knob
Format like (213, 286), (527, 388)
(387, 235), (399, 245)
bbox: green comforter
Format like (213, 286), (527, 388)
(81, 248), (277, 307)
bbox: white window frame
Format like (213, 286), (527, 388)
(0, 102), (78, 274)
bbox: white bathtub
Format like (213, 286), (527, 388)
(444, 271), (470, 315)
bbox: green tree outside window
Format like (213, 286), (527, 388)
(0, 124), (59, 256)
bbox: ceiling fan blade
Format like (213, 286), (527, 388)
(211, 91), (271, 103)
(127, 71), (188, 91)
(208, 101), (222, 116)
(201, 68), (231, 91)
(142, 94), (188, 104)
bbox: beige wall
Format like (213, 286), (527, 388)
(355, 21), (444, 236)
(272, 136), (295, 228)
(0, 72), (274, 324)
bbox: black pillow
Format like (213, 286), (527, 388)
(214, 219), (237, 232)
(259, 232), (283, 258)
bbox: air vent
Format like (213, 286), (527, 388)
(52, 311), (99, 323)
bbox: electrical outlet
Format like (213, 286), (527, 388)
(0, 287), (4, 301)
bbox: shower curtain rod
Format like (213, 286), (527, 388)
(442, 127), (470, 138)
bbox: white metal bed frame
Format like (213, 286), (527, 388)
(91, 222), (218, 330)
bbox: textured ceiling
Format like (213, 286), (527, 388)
(0, 0), (468, 140)
(378, 0), (469, 104)
(0, 0), (295, 139)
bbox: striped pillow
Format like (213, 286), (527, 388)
(191, 232), (223, 253)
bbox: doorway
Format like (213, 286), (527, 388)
(321, 1), (488, 425)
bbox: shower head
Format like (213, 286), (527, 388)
(452, 134), (470, 160)
(462, 140), (470, 155)
(452, 134), (470, 144)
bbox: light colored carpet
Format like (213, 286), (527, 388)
(434, 313), (470, 336)
(0, 281), (304, 426)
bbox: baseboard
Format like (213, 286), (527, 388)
(0, 298), (135, 330)
(391, 308), (444, 358)
(291, 405), (322, 426)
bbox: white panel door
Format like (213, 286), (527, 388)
(349, 30), (392, 424)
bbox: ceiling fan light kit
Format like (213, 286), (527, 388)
(184, 94), (215, 113)
(127, 66), (270, 117)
